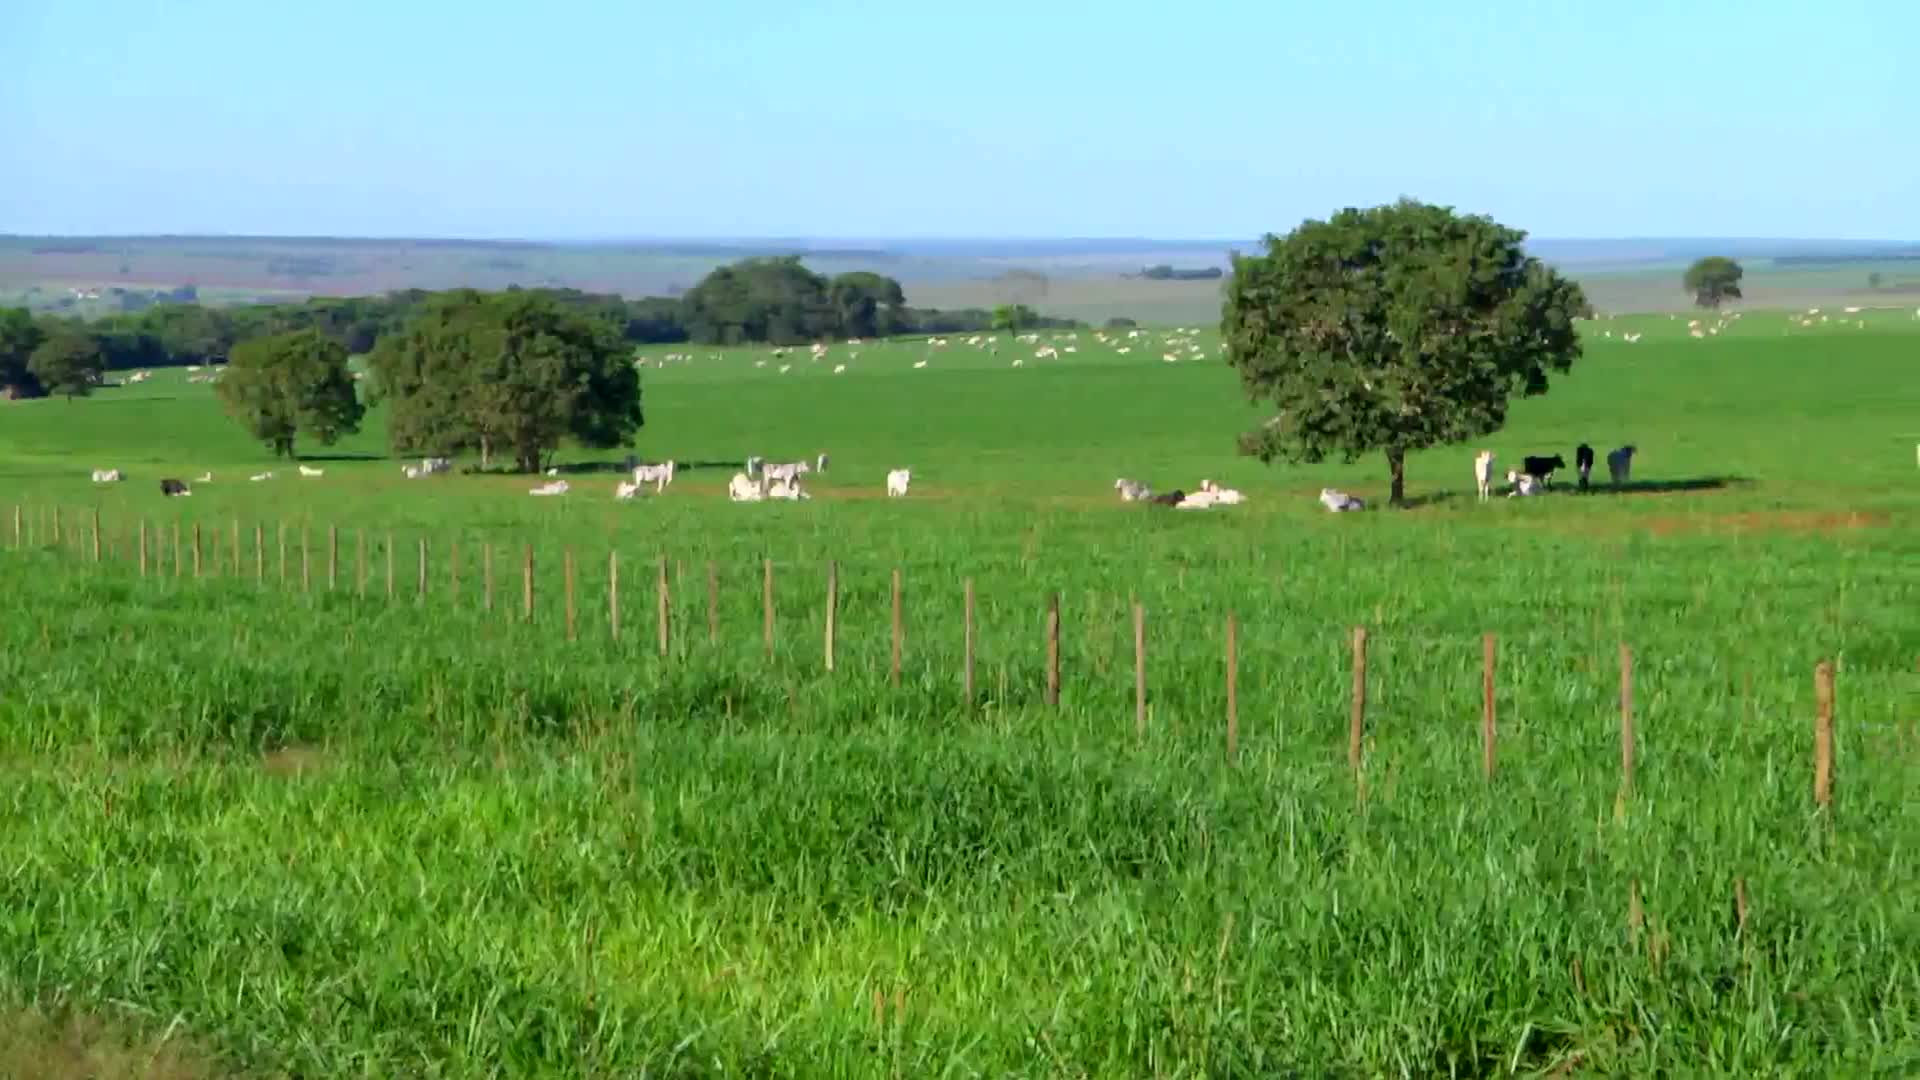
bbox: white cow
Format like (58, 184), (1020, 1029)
(249, 471), (274, 482)
(402, 465), (425, 479)
(1175, 489), (1218, 510)
(1505, 470), (1540, 498)
(529, 479), (570, 496)
(1114, 478), (1151, 502)
(764, 461), (810, 485)
(1319, 488), (1364, 513)
(745, 455), (764, 478)
(422, 457), (451, 475)
(90, 468), (123, 483)
(1473, 450), (1496, 501)
(298, 465), (324, 478)
(194, 472), (213, 484)
(1197, 480), (1245, 505)
(885, 468), (911, 497)
(728, 472), (766, 502)
(633, 461), (675, 492)
(815, 453), (829, 473)
(1607, 445), (1637, 486)
(614, 480), (640, 500)
(767, 477), (809, 501)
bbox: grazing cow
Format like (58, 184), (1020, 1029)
(402, 465), (426, 479)
(1473, 450), (1496, 501)
(1319, 488), (1364, 513)
(614, 480), (640, 500)
(159, 478), (190, 497)
(767, 477), (809, 501)
(885, 468), (911, 497)
(1505, 470), (1540, 497)
(90, 468), (123, 483)
(297, 465), (324, 478)
(728, 473), (765, 502)
(764, 461), (811, 485)
(194, 471), (213, 483)
(1147, 489), (1186, 507)
(1575, 444), (1595, 491)
(1521, 454), (1565, 488)
(1114, 478), (1152, 502)
(1607, 445), (1636, 486)
(745, 455), (764, 478)
(249, 471), (273, 482)
(529, 479), (570, 496)
(1198, 480), (1245, 505)
(816, 453), (829, 473)
(633, 461), (675, 492)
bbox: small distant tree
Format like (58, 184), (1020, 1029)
(1867, 271), (1884, 290)
(1223, 199), (1588, 506)
(0, 307), (47, 397)
(28, 328), (105, 401)
(1683, 256), (1744, 309)
(216, 329), (364, 458)
(991, 303), (1039, 334)
(1104, 316), (1138, 330)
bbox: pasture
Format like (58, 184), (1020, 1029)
(2, 311), (1918, 1075)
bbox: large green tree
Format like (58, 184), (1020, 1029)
(27, 327), (105, 401)
(829, 272), (907, 339)
(991, 303), (1039, 335)
(369, 291), (642, 472)
(216, 329), (365, 458)
(0, 307), (46, 398)
(1223, 199), (1588, 506)
(1683, 256), (1743, 309)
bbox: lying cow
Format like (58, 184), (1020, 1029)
(159, 478), (191, 497)
(1319, 488), (1364, 513)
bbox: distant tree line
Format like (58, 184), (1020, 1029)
(1137, 264), (1225, 281)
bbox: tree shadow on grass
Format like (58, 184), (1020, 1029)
(294, 452), (386, 463)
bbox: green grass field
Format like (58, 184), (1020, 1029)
(2, 313), (1918, 1076)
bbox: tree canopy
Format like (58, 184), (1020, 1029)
(0, 307), (46, 398)
(1683, 257), (1743, 309)
(28, 327), (105, 400)
(368, 290), (642, 472)
(1222, 199), (1588, 506)
(216, 329), (365, 458)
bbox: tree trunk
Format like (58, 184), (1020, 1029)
(1387, 447), (1407, 507)
(480, 437), (492, 470)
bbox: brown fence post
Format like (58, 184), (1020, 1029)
(172, 522), (182, 579)
(231, 519), (241, 577)
(964, 579), (977, 706)
(417, 538), (427, 601)
(824, 560), (838, 673)
(254, 524), (263, 583)
(1620, 644), (1636, 799)
(1225, 612), (1238, 762)
(1046, 593), (1061, 707)
(328, 526), (338, 592)
(1482, 633), (1497, 782)
(138, 520), (147, 577)
(656, 555), (670, 658)
(608, 551), (620, 640)
(565, 548), (577, 642)
(192, 523), (202, 578)
(9, 505), (18, 549)
(706, 561), (719, 646)
(890, 568), (903, 687)
(762, 559), (774, 658)
(1814, 660), (1835, 810)
(1134, 601), (1147, 739)
(522, 544), (534, 623)
(385, 533), (396, 600)
(1349, 627), (1368, 773)
(52, 507), (61, 547)
(91, 508), (101, 563)
(277, 523), (287, 586)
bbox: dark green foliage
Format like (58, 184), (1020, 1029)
(991, 304), (1040, 334)
(1104, 317), (1139, 330)
(139, 303), (237, 364)
(216, 329), (365, 458)
(1684, 256), (1744, 309)
(1140, 264), (1224, 280)
(26, 326), (104, 400)
(369, 290), (642, 472)
(0, 307), (46, 397)
(828, 272), (907, 339)
(682, 256), (838, 345)
(1223, 199), (1587, 505)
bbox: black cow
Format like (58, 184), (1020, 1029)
(1574, 443), (1595, 491)
(159, 478), (190, 497)
(1521, 454), (1566, 488)
(1147, 489), (1185, 507)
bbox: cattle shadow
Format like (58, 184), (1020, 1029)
(293, 452), (387, 463)
(537, 458), (747, 476)
(1577, 476), (1751, 496)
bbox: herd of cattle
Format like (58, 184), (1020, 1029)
(90, 443), (1639, 509)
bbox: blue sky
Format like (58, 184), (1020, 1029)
(2, 0), (1915, 240)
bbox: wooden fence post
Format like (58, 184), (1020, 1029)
(964, 579), (977, 705)
(565, 549), (577, 642)
(417, 538), (427, 601)
(656, 555), (670, 658)
(231, 520), (241, 577)
(277, 523), (287, 585)
(1349, 626), (1368, 773)
(192, 523), (202, 578)
(1482, 633), (1497, 781)
(254, 524), (263, 583)
(824, 560), (838, 673)
(138, 520), (147, 577)
(172, 522), (182, 579)
(1225, 612), (1238, 762)
(52, 507), (61, 546)
(328, 526), (338, 592)
(706, 562), (719, 646)
(522, 544), (534, 623)
(762, 559), (774, 658)
(1814, 659), (1835, 810)
(890, 568), (903, 687)
(608, 551), (620, 640)
(1619, 644), (1635, 799)
(91, 509), (101, 563)
(385, 533), (396, 600)
(1134, 602), (1147, 739)
(300, 527), (309, 593)
(9, 505), (17, 549)
(1045, 593), (1061, 707)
